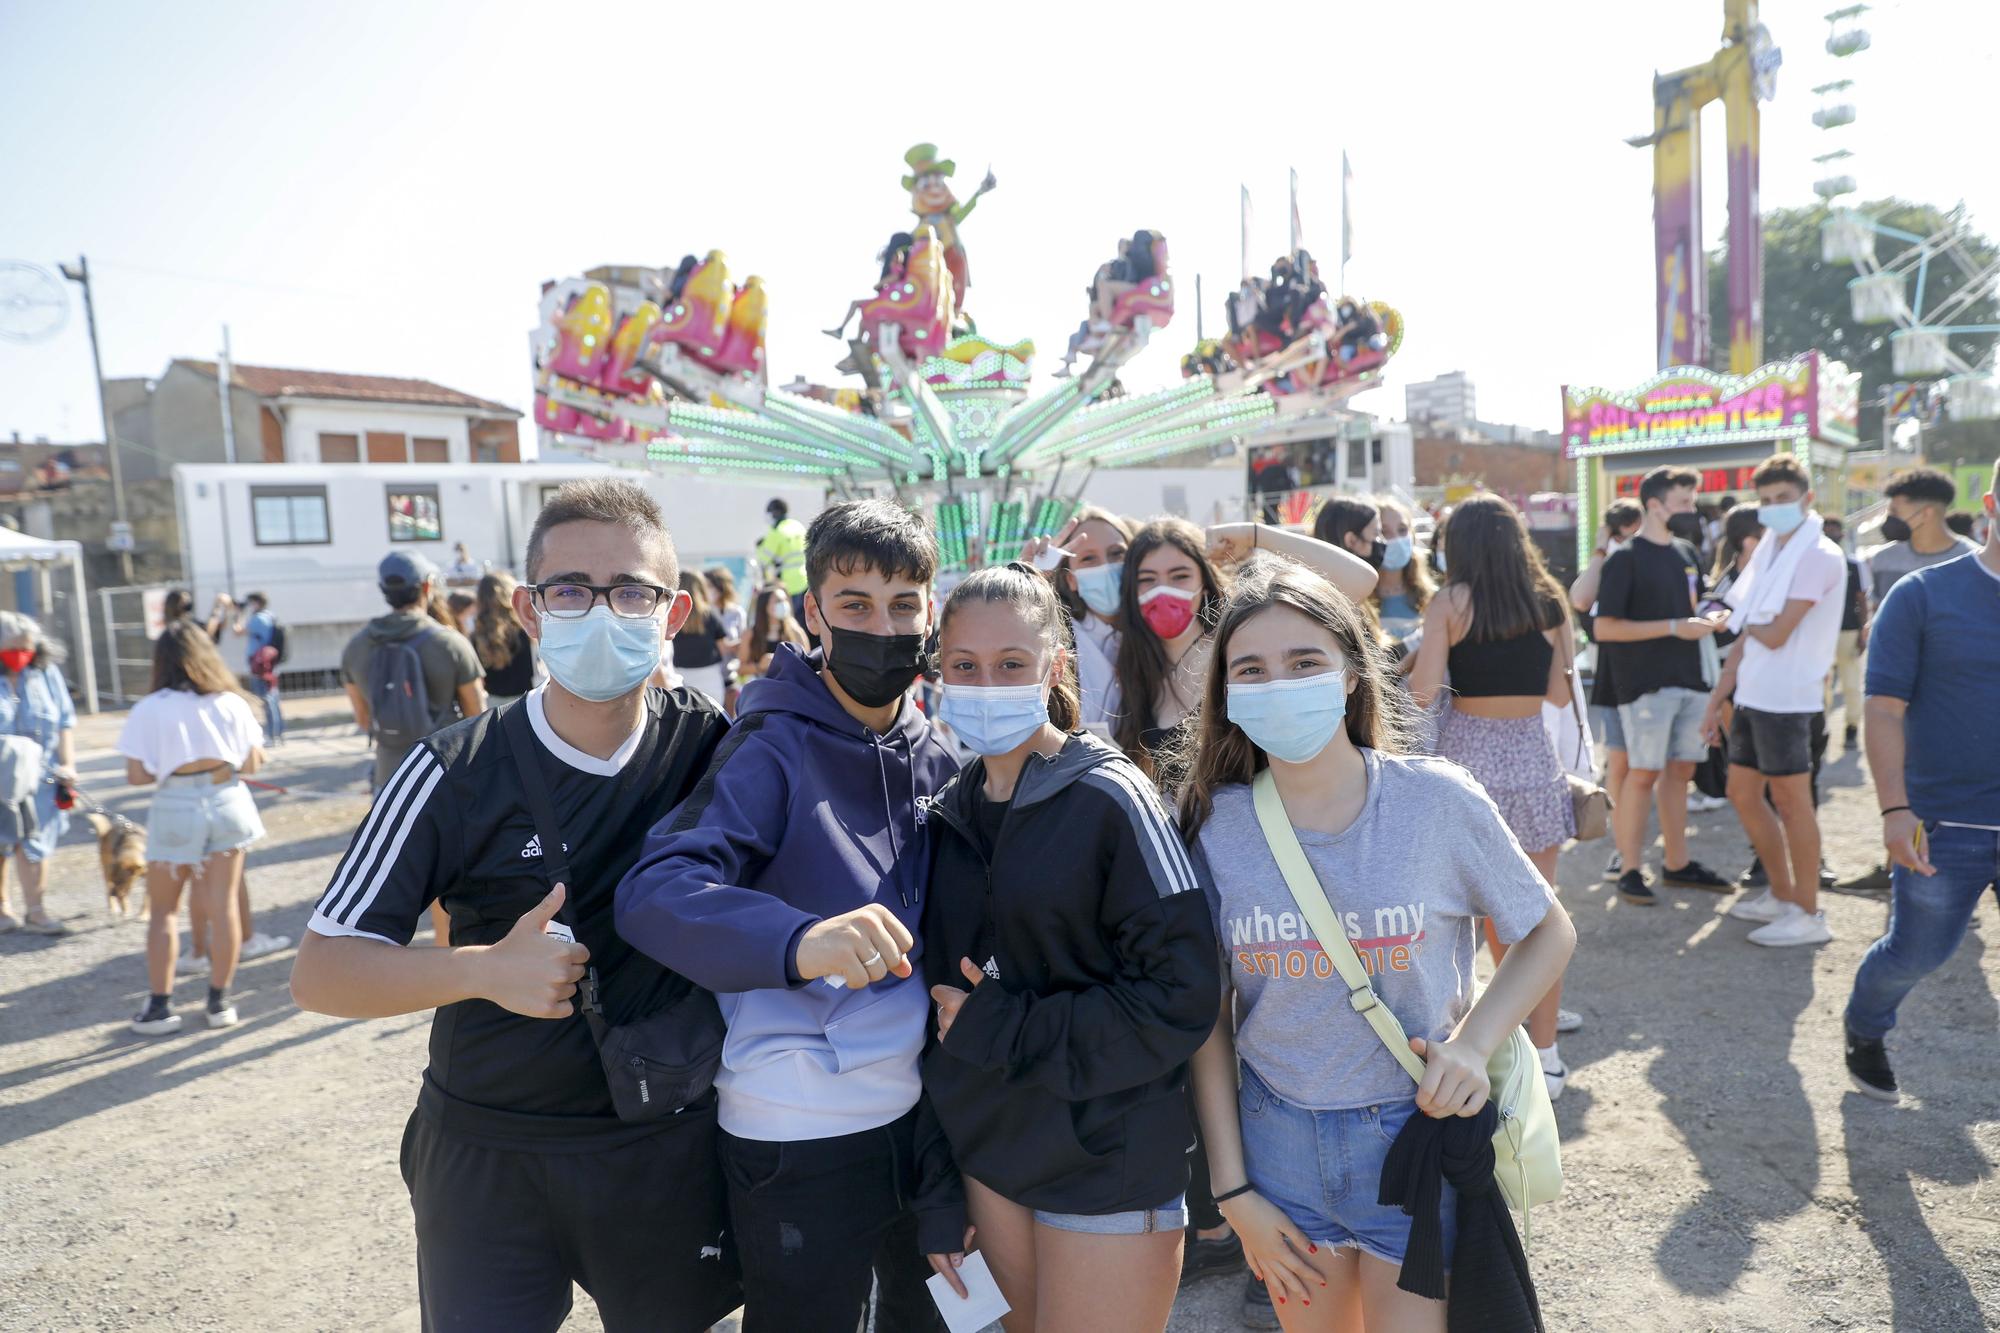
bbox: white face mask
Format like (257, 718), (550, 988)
(1607, 538), (1630, 556)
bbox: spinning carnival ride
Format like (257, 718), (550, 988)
(530, 145), (1403, 571)
(1809, 6), (2000, 423)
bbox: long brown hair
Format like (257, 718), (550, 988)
(704, 565), (740, 611)
(1176, 557), (1418, 838)
(1711, 504), (1764, 583)
(939, 562), (1081, 732)
(472, 572), (526, 671)
(1112, 517), (1228, 758)
(747, 584), (807, 663)
(1373, 495), (1434, 615)
(1052, 505), (1136, 624)
(679, 569), (713, 621)
(150, 619), (250, 699)
(1440, 494), (1567, 642)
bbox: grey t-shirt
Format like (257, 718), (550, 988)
(1868, 537), (1978, 607)
(1192, 749), (1555, 1110)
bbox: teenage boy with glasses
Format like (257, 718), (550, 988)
(292, 482), (738, 1332)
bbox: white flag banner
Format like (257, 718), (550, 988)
(1341, 152), (1355, 267)
(1240, 185), (1255, 281)
(1289, 167), (1302, 255)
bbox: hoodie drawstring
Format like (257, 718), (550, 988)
(876, 733), (908, 907)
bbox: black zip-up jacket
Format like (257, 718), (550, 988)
(912, 732), (1221, 1253)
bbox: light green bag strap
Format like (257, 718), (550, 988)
(1251, 769), (1429, 1085)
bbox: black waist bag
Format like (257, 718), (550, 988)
(504, 703), (725, 1121)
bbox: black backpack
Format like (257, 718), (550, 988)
(366, 626), (435, 747)
(268, 620), (289, 666)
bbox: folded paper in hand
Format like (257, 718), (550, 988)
(926, 1251), (1010, 1333)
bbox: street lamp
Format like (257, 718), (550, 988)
(57, 256), (133, 583)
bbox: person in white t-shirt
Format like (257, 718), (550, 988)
(118, 620), (268, 1035)
(1701, 455), (1846, 947)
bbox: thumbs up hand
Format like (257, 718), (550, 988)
(479, 883), (591, 1019)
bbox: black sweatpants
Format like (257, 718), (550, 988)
(718, 1108), (942, 1333)
(400, 1102), (739, 1333)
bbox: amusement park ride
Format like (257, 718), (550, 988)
(1809, 6), (2000, 424)
(529, 144), (1403, 571)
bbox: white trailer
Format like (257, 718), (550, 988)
(172, 462), (823, 677)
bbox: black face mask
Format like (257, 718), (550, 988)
(1362, 539), (1386, 569)
(1880, 514), (1913, 543)
(1666, 513), (1704, 543)
(821, 622), (929, 709)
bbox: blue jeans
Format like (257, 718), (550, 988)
(250, 676), (284, 743)
(1845, 824), (2000, 1040)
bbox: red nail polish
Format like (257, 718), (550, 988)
(1277, 1296), (1286, 1305)
(1308, 1243), (1317, 1253)
(1303, 1299), (1311, 1306)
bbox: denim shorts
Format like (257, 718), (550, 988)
(1033, 1193), (1188, 1236)
(1617, 686), (1709, 772)
(147, 774), (265, 867)
(1727, 705), (1814, 777)
(1238, 1063), (1453, 1269)
(1591, 703), (1625, 753)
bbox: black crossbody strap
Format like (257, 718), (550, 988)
(500, 700), (605, 1023)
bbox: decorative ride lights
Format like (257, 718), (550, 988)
(529, 146), (1400, 571)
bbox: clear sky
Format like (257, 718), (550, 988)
(3, 0), (1994, 446)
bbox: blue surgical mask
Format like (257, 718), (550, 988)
(1381, 536), (1414, 571)
(1432, 545), (1446, 573)
(1227, 669), (1349, 764)
(939, 680), (1049, 756)
(536, 606), (664, 702)
(1758, 500), (1807, 535)
(1072, 562), (1122, 617)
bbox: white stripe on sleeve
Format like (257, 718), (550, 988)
(1090, 766), (1199, 897)
(318, 748), (443, 925)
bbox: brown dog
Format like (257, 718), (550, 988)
(85, 812), (148, 918)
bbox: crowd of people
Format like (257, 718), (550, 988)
(20, 453), (1990, 1332)
(267, 476), (1579, 1333)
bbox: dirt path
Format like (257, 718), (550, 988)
(2, 702), (1994, 1332)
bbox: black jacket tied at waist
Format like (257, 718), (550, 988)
(1378, 1103), (1545, 1333)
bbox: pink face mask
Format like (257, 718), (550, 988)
(1138, 584), (1198, 640)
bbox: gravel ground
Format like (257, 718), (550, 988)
(1, 695), (1994, 1332)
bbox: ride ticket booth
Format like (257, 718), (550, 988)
(1560, 352), (1860, 566)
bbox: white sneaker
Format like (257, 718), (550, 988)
(205, 1003), (239, 1029)
(1556, 1007), (1583, 1034)
(1687, 792), (1730, 813)
(239, 932), (292, 960)
(1542, 1062), (1568, 1101)
(130, 1008), (181, 1036)
(1747, 904), (1834, 948)
(1727, 889), (1785, 923)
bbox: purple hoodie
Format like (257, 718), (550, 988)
(616, 644), (959, 1140)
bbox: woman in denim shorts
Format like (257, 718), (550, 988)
(1180, 561), (1574, 1329)
(916, 568), (1222, 1332)
(117, 621), (268, 1036)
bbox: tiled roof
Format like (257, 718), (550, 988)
(176, 360), (520, 417)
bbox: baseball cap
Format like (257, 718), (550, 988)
(379, 551), (439, 592)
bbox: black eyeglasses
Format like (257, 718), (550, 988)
(529, 582), (672, 620)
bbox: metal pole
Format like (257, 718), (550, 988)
(59, 256), (133, 583)
(218, 324), (238, 465)
(1195, 274), (1204, 343)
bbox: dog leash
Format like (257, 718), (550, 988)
(52, 777), (144, 835)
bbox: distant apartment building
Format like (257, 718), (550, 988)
(1405, 370), (1476, 429)
(0, 360), (526, 658)
(94, 360), (524, 479)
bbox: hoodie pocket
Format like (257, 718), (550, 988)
(822, 978), (927, 1076)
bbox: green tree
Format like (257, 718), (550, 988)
(1707, 200), (1999, 444)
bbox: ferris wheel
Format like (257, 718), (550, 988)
(1813, 6), (2000, 420)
